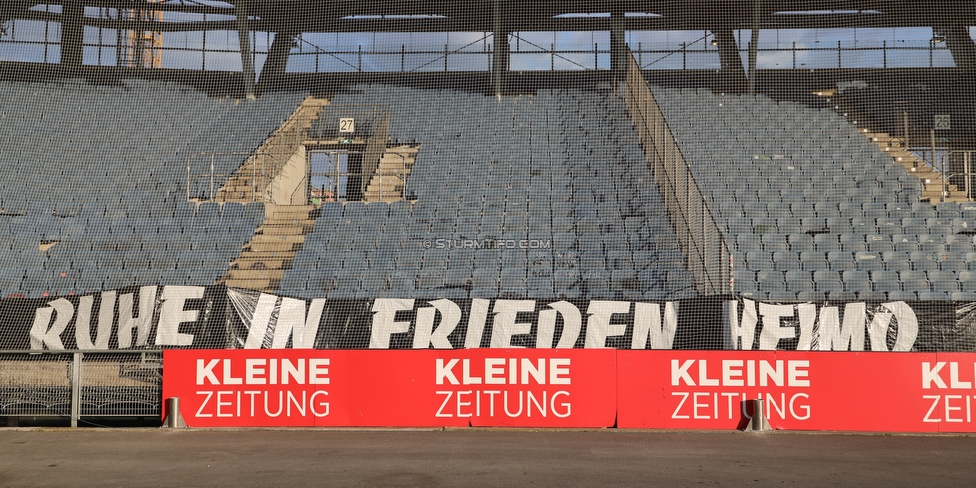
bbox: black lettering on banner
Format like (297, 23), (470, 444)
(4, 286), (970, 351)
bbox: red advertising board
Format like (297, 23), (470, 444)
(617, 350), (976, 433)
(163, 349), (616, 428)
(165, 349), (976, 432)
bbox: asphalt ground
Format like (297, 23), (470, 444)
(0, 428), (974, 487)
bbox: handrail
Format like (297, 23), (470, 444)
(940, 150), (976, 201)
(186, 151), (283, 202)
(620, 51), (731, 296)
(362, 112), (392, 197)
(288, 172), (308, 205)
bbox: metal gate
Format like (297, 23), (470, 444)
(0, 351), (162, 426)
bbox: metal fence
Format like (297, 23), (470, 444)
(622, 52), (731, 296)
(187, 151), (290, 203)
(0, 351), (161, 426)
(942, 150), (976, 201)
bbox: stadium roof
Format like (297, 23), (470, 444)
(3, 1), (975, 33)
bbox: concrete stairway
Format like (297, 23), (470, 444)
(221, 204), (317, 291)
(216, 97), (330, 203)
(860, 130), (968, 203)
(363, 145), (419, 202)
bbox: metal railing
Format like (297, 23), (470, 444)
(284, 39), (951, 73)
(621, 52), (731, 296)
(362, 113), (392, 197)
(186, 151), (283, 202)
(0, 350), (162, 426)
(941, 150), (976, 201)
(634, 40), (952, 70)
(377, 151), (412, 201)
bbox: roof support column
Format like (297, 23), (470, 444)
(746, 0), (761, 95)
(715, 28), (747, 93)
(236, 0), (256, 99)
(257, 29), (296, 93)
(61, 1), (84, 68)
(493, 0), (508, 98)
(943, 25), (976, 69)
(611, 9), (626, 95)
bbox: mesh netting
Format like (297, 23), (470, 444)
(0, 2), (974, 355)
(0, 353), (73, 416)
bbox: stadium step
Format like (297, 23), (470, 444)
(260, 223), (314, 235)
(221, 204), (316, 292)
(858, 129), (970, 204)
(215, 97), (330, 204)
(247, 235), (305, 249)
(220, 278), (274, 290)
(267, 204), (316, 219)
(362, 145), (418, 203)
(232, 256), (293, 271)
(224, 269), (285, 281)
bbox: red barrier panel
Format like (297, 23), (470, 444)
(616, 350), (976, 432)
(459, 349), (616, 428)
(165, 349), (976, 432)
(163, 349), (616, 428)
(163, 350), (382, 428)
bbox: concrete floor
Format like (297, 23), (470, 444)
(0, 429), (974, 487)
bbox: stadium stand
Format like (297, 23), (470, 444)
(0, 79), (306, 297)
(278, 85), (698, 300)
(1, 78), (969, 303)
(652, 87), (976, 301)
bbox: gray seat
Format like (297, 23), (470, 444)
(736, 234), (763, 251)
(828, 290), (856, 301)
(854, 251), (884, 270)
(788, 234), (814, 252)
(826, 251), (855, 271)
(902, 279), (930, 293)
(417, 269), (446, 289)
(960, 271), (976, 291)
(951, 291), (976, 301)
(335, 269), (363, 291)
(814, 234), (840, 252)
(888, 291), (917, 301)
(362, 272), (389, 292)
(762, 234), (789, 251)
(366, 202), (390, 220)
(857, 290), (887, 301)
(472, 268), (498, 289)
(554, 269), (580, 290)
(767, 291), (796, 301)
(611, 270), (638, 291)
(797, 290), (825, 301)
(813, 270), (841, 282)
(746, 251), (773, 270)
(912, 254), (940, 271)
